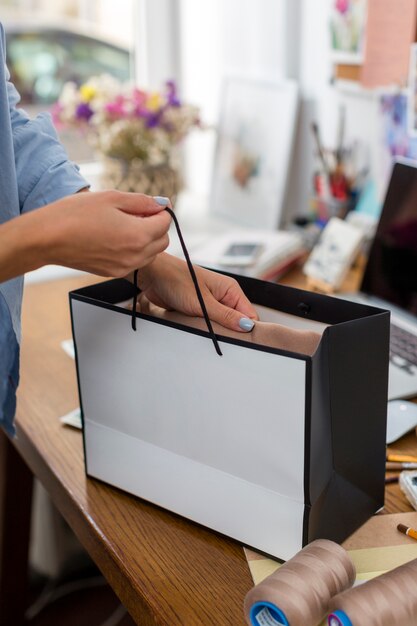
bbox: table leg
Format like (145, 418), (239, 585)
(0, 429), (33, 626)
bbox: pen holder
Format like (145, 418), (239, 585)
(310, 195), (352, 223)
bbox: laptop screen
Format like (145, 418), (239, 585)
(361, 160), (417, 315)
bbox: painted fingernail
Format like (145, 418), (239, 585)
(153, 196), (170, 206)
(239, 317), (255, 332)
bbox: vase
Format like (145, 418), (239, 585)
(100, 157), (183, 205)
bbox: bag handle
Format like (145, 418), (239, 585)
(131, 207), (223, 357)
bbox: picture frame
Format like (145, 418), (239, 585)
(380, 92), (417, 185)
(210, 77), (298, 230)
(330, 0), (368, 64)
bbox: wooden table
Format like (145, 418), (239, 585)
(1, 270), (416, 626)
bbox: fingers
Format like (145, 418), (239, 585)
(111, 190), (170, 216)
(204, 296), (256, 333)
(153, 195), (171, 208)
(136, 233), (170, 267)
(129, 211), (171, 269)
(219, 285), (259, 322)
(132, 209), (172, 240)
(197, 269), (259, 329)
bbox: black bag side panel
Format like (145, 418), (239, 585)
(307, 311), (390, 544)
(303, 337), (334, 543)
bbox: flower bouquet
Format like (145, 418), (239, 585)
(53, 75), (201, 199)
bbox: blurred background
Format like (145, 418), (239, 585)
(2, 0), (134, 162)
(3, 0), (394, 224)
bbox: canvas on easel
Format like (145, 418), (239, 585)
(210, 77), (299, 230)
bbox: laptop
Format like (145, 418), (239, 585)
(348, 157), (417, 400)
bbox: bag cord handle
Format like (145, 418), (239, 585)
(131, 207), (223, 357)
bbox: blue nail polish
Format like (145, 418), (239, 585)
(239, 318), (255, 332)
(153, 196), (170, 206)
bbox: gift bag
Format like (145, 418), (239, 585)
(70, 264), (389, 560)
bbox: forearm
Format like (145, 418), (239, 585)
(129, 252), (171, 288)
(0, 189), (88, 283)
(0, 209), (49, 282)
(0, 191), (171, 283)
(0, 183), (91, 283)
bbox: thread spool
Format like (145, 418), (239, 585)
(244, 539), (356, 626)
(327, 557), (417, 626)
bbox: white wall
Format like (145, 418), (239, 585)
(178, 0), (289, 199)
(176, 0), (383, 219)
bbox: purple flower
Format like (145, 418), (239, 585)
(335, 0), (350, 14)
(75, 102), (94, 121)
(133, 105), (148, 118)
(145, 111), (162, 128)
(165, 80), (180, 107)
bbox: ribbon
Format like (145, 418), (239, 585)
(131, 207), (222, 356)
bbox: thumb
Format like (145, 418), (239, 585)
(115, 192), (170, 216)
(205, 298), (255, 333)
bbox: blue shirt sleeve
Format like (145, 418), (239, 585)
(0, 22), (90, 436)
(6, 67), (89, 212)
(0, 292), (19, 436)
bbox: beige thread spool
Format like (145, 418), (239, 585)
(244, 539), (356, 626)
(327, 557), (417, 626)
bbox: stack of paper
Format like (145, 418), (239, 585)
(171, 230), (305, 282)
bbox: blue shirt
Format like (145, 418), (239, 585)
(0, 23), (88, 435)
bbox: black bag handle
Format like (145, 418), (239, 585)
(131, 207), (223, 357)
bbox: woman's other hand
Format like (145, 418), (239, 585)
(137, 253), (259, 332)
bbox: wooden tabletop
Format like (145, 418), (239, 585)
(14, 268), (417, 625)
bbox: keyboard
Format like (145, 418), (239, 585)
(390, 323), (417, 373)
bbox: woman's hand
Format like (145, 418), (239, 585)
(0, 190), (172, 282)
(137, 253), (259, 332)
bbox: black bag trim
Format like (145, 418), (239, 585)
(71, 273), (387, 325)
(131, 208), (222, 356)
(68, 295), (89, 473)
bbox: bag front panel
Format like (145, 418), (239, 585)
(71, 298), (309, 559)
(72, 299), (308, 501)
